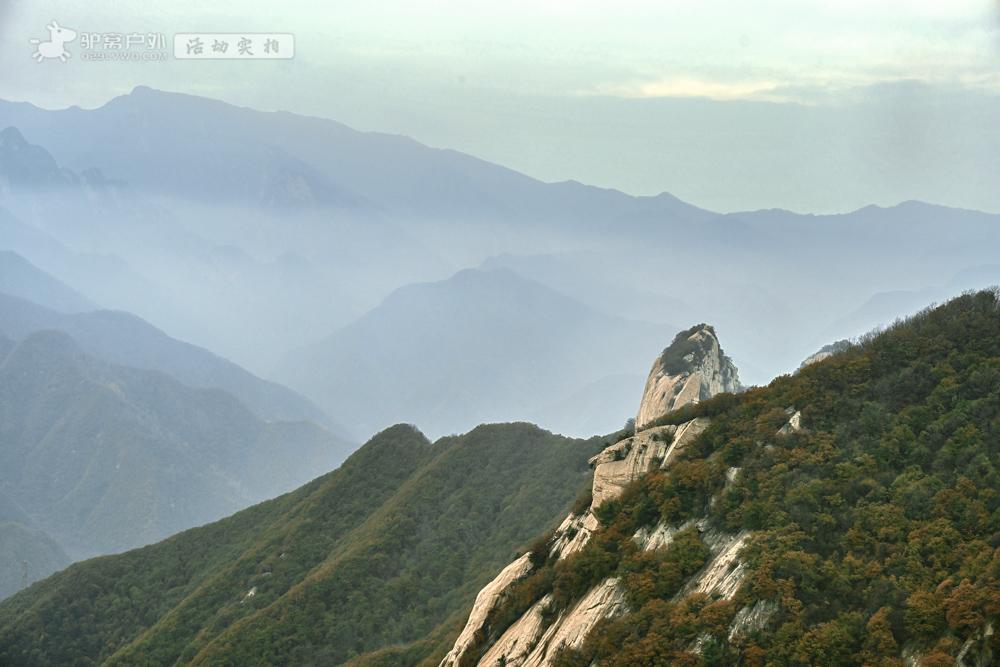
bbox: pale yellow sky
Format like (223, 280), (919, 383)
(1, 0), (999, 212)
(3, 0), (997, 106)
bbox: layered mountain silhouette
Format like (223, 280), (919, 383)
(0, 329), (352, 562)
(278, 268), (672, 438)
(0, 250), (95, 313)
(0, 287), (337, 429)
(3, 88), (1000, 394)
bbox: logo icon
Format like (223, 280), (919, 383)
(30, 20), (77, 63)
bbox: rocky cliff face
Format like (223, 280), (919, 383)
(635, 324), (739, 429)
(441, 324), (742, 667)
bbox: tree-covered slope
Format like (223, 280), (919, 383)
(458, 289), (1000, 666)
(0, 422), (603, 666)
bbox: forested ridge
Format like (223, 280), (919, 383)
(0, 424), (603, 666)
(466, 289), (1000, 666)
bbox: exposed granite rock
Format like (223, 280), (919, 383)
(519, 578), (627, 666)
(956, 622), (995, 667)
(799, 339), (852, 369)
(441, 325), (738, 667)
(440, 553), (534, 667)
(728, 600), (778, 642)
(549, 511), (600, 560)
(476, 580), (630, 667)
(590, 418), (709, 508)
(677, 526), (750, 600)
(777, 408), (804, 435)
(636, 324), (739, 429)
(479, 595), (554, 667)
(633, 520), (686, 552)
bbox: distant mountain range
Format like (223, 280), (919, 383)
(0, 87), (711, 231)
(0, 250), (95, 313)
(0, 328), (351, 590)
(278, 267), (672, 438)
(0, 255), (355, 598)
(0, 328), (352, 554)
(2, 86), (1000, 435)
(0, 265), (337, 429)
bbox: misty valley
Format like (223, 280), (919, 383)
(1, 3), (999, 665)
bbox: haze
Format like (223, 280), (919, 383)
(2, 0), (1000, 212)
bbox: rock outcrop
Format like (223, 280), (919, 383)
(589, 419), (709, 508)
(799, 339), (852, 369)
(680, 525), (749, 600)
(635, 324), (739, 429)
(442, 324), (742, 667)
(440, 554), (534, 666)
(777, 408), (804, 435)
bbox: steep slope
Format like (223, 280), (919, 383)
(0, 250), (95, 313)
(0, 201), (167, 322)
(0, 423), (603, 666)
(0, 291), (338, 429)
(799, 339), (852, 369)
(279, 268), (672, 438)
(440, 324), (736, 666)
(0, 330), (351, 560)
(444, 289), (1000, 666)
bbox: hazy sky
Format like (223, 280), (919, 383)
(2, 0), (999, 212)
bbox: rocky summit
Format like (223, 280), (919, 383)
(441, 323), (740, 667)
(635, 324), (740, 430)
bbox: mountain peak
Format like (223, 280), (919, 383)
(635, 323), (739, 428)
(0, 127), (28, 149)
(1, 329), (89, 378)
(0, 127), (63, 184)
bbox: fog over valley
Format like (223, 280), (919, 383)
(1, 4), (998, 663)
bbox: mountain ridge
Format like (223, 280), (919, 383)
(0, 290), (341, 431)
(0, 328), (353, 562)
(0, 420), (604, 666)
(438, 289), (1000, 666)
(277, 267), (673, 439)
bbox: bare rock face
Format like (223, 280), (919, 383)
(799, 339), (852, 369)
(680, 526), (750, 600)
(589, 419), (709, 508)
(440, 554), (534, 667)
(441, 324), (740, 667)
(635, 324), (740, 429)
(776, 408), (804, 435)
(520, 578), (627, 666)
